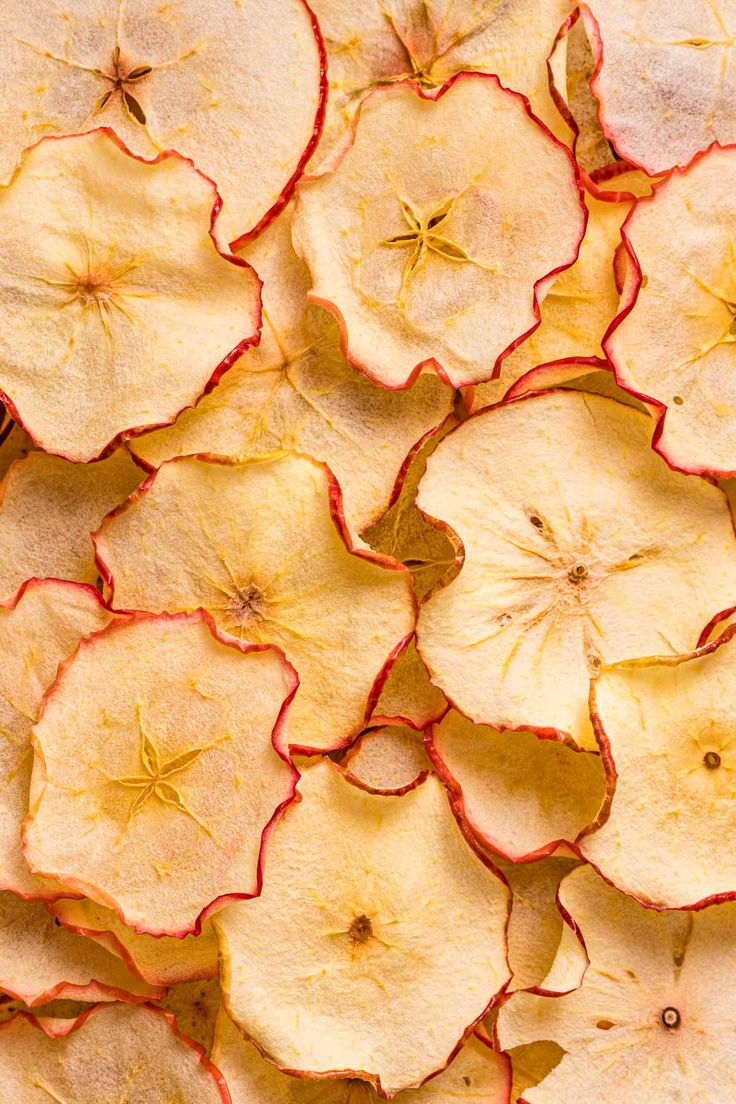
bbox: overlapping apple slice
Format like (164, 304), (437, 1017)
(216, 761), (510, 1096)
(0, 450), (141, 602)
(416, 391), (736, 746)
(293, 75), (586, 389)
(342, 724), (430, 794)
(560, 11), (615, 174)
(497, 863), (736, 1103)
(605, 144), (736, 475)
(160, 978), (222, 1054)
(0, 1003), (229, 1103)
(130, 204), (453, 536)
(1, 0), (325, 247)
(369, 637), (448, 730)
(0, 129), (260, 462)
(23, 610), (298, 936)
(94, 453), (415, 752)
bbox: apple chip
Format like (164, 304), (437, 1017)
(0, 129), (260, 462)
(416, 391), (736, 746)
(370, 637), (448, 730)
(130, 205), (453, 536)
(1, 0), (325, 247)
(293, 75), (586, 389)
(562, 12), (615, 174)
(0, 450), (142, 601)
(429, 711), (605, 861)
(24, 611), (298, 935)
(509, 1042), (565, 1104)
(94, 453), (415, 752)
(159, 978), (222, 1055)
(342, 725), (430, 793)
(502, 363), (648, 413)
(0, 579), (114, 899)
(0, 1003), (229, 1103)
(213, 1007), (511, 1104)
(216, 761), (510, 1096)
(497, 863), (736, 1103)
(0, 415), (31, 481)
(50, 898), (218, 987)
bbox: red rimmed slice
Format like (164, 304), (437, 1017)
(416, 390), (736, 747)
(129, 203), (454, 537)
(342, 724), (430, 794)
(428, 710), (605, 861)
(0, 129), (260, 463)
(23, 610), (298, 936)
(369, 637), (448, 730)
(0, 1002), (229, 1102)
(215, 760), (510, 1097)
(497, 862), (736, 1103)
(159, 978), (222, 1054)
(559, 11), (615, 174)
(94, 453), (415, 753)
(1, 0), (325, 247)
(293, 74), (586, 390)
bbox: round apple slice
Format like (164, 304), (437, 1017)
(0, 450), (142, 602)
(342, 725), (430, 794)
(215, 760), (510, 1096)
(605, 144), (736, 476)
(129, 203), (454, 536)
(416, 390), (736, 747)
(0, 579), (114, 899)
(213, 1006), (511, 1104)
(0, 1003), (229, 1103)
(50, 898), (218, 987)
(293, 75), (586, 390)
(497, 863), (736, 1103)
(94, 453), (415, 753)
(428, 710), (605, 861)
(0, 129), (260, 463)
(1, 0), (326, 247)
(23, 610), (298, 936)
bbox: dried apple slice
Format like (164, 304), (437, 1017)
(50, 898), (218, 987)
(293, 75), (586, 390)
(0, 1003), (229, 1102)
(497, 863), (736, 1103)
(1, 0), (325, 247)
(159, 978), (223, 1055)
(416, 391), (736, 747)
(342, 725), (430, 793)
(213, 1006), (511, 1104)
(94, 453), (415, 753)
(429, 711), (605, 861)
(0, 450), (142, 602)
(216, 761), (510, 1096)
(502, 363), (648, 412)
(509, 1042), (565, 1104)
(130, 204), (454, 536)
(0, 413), (31, 481)
(0, 129), (260, 463)
(24, 610), (298, 935)
(369, 637), (448, 730)
(0, 579), (114, 899)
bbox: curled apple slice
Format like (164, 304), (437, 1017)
(0, 418), (31, 481)
(216, 761), (510, 1096)
(342, 725), (430, 794)
(0, 129), (260, 462)
(94, 453), (415, 752)
(416, 391), (736, 746)
(293, 75), (585, 389)
(24, 610), (298, 936)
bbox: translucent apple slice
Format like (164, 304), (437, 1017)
(23, 610), (298, 936)
(342, 725), (430, 793)
(130, 204), (454, 536)
(1, 0), (326, 247)
(416, 391), (736, 747)
(94, 453), (415, 753)
(0, 129), (260, 462)
(293, 75), (586, 389)
(497, 863), (736, 1103)
(215, 761), (510, 1096)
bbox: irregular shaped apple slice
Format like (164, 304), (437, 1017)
(509, 1042), (565, 1104)
(342, 725), (430, 793)
(216, 761), (510, 1096)
(416, 391), (736, 747)
(130, 204), (453, 536)
(159, 978), (223, 1055)
(605, 145), (736, 475)
(369, 637), (448, 730)
(0, 579), (114, 899)
(497, 863), (736, 1103)
(95, 453), (415, 753)
(0, 411), (31, 481)
(1, 0), (325, 247)
(0, 1003), (229, 1102)
(213, 1006), (511, 1104)
(429, 711), (605, 861)
(0, 450), (142, 602)
(50, 898), (218, 987)
(502, 363), (648, 412)
(293, 75), (585, 389)
(0, 129), (260, 462)
(562, 12), (616, 174)
(24, 610), (298, 935)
